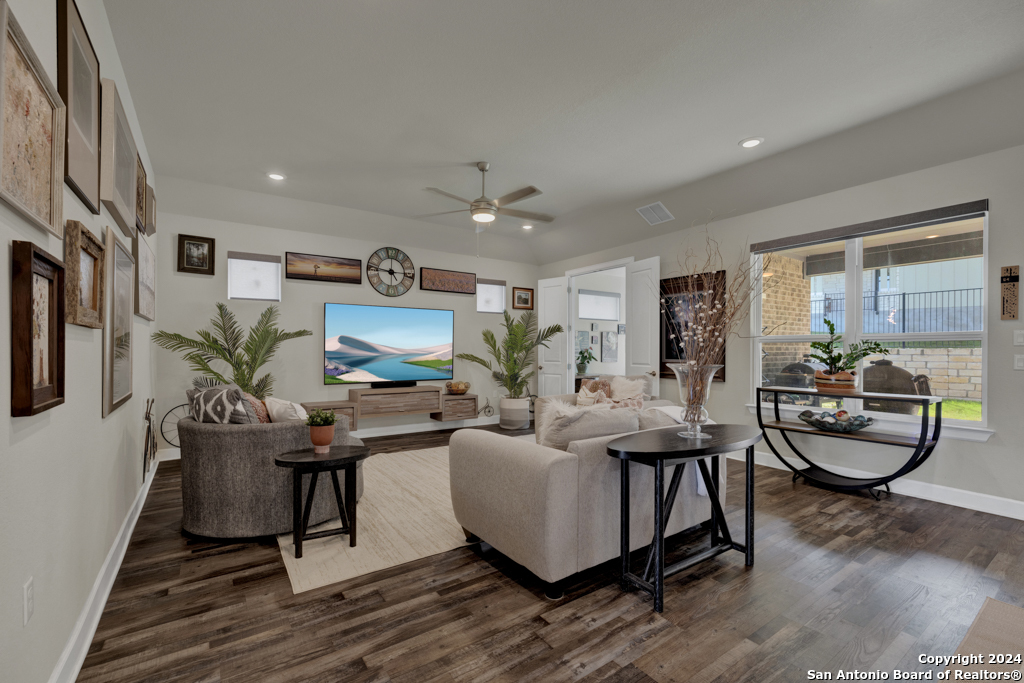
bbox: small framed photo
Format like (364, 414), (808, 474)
(591, 323), (599, 332)
(591, 334), (599, 345)
(12, 241), (66, 416)
(144, 184), (156, 236)
(618, 324), (626, 335)
(512, 286), (534, 310)
(135, 154), (147, 232)
(64, 220), (105, 329)
(177, 234), (215, 275)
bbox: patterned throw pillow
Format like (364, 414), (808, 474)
(576, 384), (608, 407)
(186, 386), (253, 424)
(597, 395), (645, 410)
(243, 393), (271, 424)
(580, 378), (612, 396)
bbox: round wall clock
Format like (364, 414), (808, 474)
(367, 247), (415, 297)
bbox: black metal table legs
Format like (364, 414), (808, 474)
(291, 465), (356, 559)
(619, 445), (755, 612)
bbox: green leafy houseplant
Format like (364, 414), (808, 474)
(305, 408), (337, 427)
(152, 303), (312, 399)
(576, 347), (597, 372)
(456, 311), (564, 399)
(810, 318), (890, 374)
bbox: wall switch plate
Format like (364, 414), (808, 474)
(1015, 330), (1024, 346)
(1015, 354), (1024, 371)
(23, 577), (33, 626)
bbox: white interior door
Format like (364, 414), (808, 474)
(625, 257), (661, 397)
(536, 276), (569, 396)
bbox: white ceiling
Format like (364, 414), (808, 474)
(105, 0), (1024, 264)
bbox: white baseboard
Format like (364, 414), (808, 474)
(48, 464), (158, 683)
(158, 447), (180, 461)
(731, 449), (1024, 521)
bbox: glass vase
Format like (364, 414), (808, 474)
(667, 363), (723, 439)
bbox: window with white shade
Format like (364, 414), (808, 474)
(476, 278), (506, 313)
(227, 252), (282, 301)
(578, 289), (620, 321)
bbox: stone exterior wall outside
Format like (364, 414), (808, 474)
(761, 257), (812, 382)
(883, 347), (983, 400)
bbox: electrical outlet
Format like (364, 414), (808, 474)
(23, 577), (33, 626)
(1015, 355), (1024, 371)
(1014, 330), (1024, 346)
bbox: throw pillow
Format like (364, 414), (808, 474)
(538, 402), (638, 451)
(576, 384), (608, 407)
(265, 397), (309, 423)
(609, 375), (645, 400)
(243, 392), (271, 424)
(580, 378), (612, 396)
(186, 386), (252, 424)
(599, 395), (644, 410)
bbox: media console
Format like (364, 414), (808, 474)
(303, 385), (479, 429)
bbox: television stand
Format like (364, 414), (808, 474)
(348, 385), (442, 419)
(370, 380), (417, 389)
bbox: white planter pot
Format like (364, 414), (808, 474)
(499, 397), (531, 430)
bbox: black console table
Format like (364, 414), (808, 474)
(607, 424), (762, 613)
(756, 386), (942, 498)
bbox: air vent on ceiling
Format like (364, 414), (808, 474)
(636, 201), (675, 226)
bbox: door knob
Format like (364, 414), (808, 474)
(647, 370), (657, 377)
(538, 365), (543, 370)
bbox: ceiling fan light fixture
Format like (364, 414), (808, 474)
(471, 207), (496, 222)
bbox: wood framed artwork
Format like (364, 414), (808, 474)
(57, 0), (100, 214)
(285, 252), (361, 284)
(512, 287), (534, 310)
(99, 77), (137, 238)
(135, 154), (146, 232)
(177, 234), (215, 275)
(0, 2), (67, 238)
(419, 267), (476, 294)
(144, 184), (156, 236)
(11, 241), (65, 416)
(660, 270), (726, 381)
(133, 234), (155, 320)
(64, 219), (105, 328)
(103, 229), (134, 416)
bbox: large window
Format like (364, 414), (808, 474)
(578, 289), (621, 321)
(754, 215), (986, 424)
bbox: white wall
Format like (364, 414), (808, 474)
(0, 1), (157, 681)
(573, 269), (625, 375)
(541, 143), (1024, 505)
(154, 186), (541, 440)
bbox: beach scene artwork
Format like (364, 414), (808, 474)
(287, 252), (361, 284)
(324, 304), (453, 384)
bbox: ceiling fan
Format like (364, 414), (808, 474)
(424, 162), (554, 227)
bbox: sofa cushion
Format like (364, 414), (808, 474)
(186, 385), (253, 424)
(538, 402), (638, 451)
(638, 408), (680, 430)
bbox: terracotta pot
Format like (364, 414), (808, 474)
(309, 424), (335, 454)
(499, 397), (531, 430)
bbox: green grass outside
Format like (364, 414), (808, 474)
(811, 398), (980, 421)
(402, 359), (452, 369)
(324, 375), (360, 384)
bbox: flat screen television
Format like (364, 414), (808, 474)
(324, 303), (454, 385)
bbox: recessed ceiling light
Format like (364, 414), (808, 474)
(925, 234), (939, 239)
(522, 224), (533, 230)
(267, 173), (286, 180)
(739, 137), (764, 148)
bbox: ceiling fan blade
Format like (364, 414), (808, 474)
(493, 186), (542, 207)
(496, 207), (554, 223)
(415, 209), (472, 218)
(425, 187), (473, 205)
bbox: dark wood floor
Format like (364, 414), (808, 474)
(78, 424), (1024, 682)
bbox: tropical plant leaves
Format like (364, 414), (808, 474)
(456, 310), (563, 398)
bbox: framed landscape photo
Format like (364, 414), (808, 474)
(103, 230), (134, 417)
(135, 154), (146, 232)
(57, 0), (100, 214)
(11, 241), (65, 416)
(420, 267), (476, 294)
(512, 287), (534, 310)
(177, 234), (215, 275)
(0, 2), (67, 238)
(64, 219), (105, 328)
(99, 77), (137, 238)
(133, 234), (155, 320)
(144, 184), (156, 235)
(285, 252), (361, 284)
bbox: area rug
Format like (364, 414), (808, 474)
(276, 446), (469, 594)
(947, 598), (1024, 676)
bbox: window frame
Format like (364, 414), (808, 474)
(751, 214), (989, 430)
(476, 278), (506, 314)
(227, 251), (282, 302)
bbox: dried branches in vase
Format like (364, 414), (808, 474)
(660, 230), (775, 437)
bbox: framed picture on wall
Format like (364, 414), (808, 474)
(660, 271), (726, 381)
(144, 184), (156, 236)
(420, 267), (476, 294)
(0, 2), (67, 238)
(133, 234), (156, 320)
(512, 287), (534, 310)
(135, 154), (147, 232)
(286, 252), (361, 284)
(57, 0), (101, 214)
(64, 219), (105, 328)
(100, 77), (137, 238)
(601, 331), (618, 363)
(177, 234), (215, 275)
(576, 330), (589, 354)
(11, 241), (65, 416)
(103, 230), (134, 416)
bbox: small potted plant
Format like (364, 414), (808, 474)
(576, 347), (597, 375)
(305, 408), (337, 454)
(809, 318), (889, 392)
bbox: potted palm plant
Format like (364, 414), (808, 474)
(456, 311), (563, 429)
(809, 318), (889, 391)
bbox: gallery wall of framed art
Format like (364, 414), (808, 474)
(11, 241), (66, 416)
(64, 219), (105, 328)
(100, 77), (138, 238)
(57, 0), (101, 215)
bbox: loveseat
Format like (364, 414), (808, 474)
(449, 398), (728, 592)
(178, 415), (364, 538)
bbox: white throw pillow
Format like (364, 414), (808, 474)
(609, 375), (645, 400)
(264, 397), (309, 423)
(538, 403), (638, 451)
